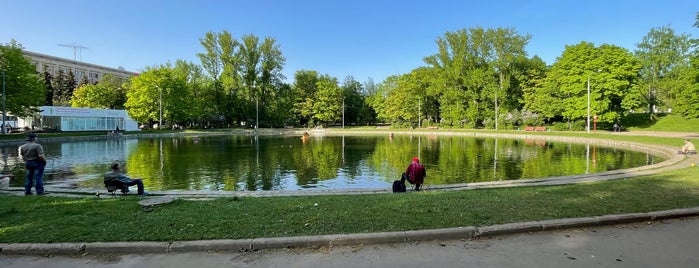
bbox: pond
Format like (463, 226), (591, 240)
(2, 133), (662, 191)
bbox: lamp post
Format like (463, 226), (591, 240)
(418, 99), (421, 129)
(342, 97), (345, 128)
(587, 75), (590, 133)
(252, 84), (258, 134)
(1, 70), (5, 135)
(157, 85), (162, 130)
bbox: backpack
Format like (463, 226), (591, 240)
(392, 180), (406, 193)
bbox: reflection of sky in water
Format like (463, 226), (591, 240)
(48, 139), (137, 170)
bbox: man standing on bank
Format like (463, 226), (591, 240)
(403, 157), (426, 191)
(19, 133), (47, 195)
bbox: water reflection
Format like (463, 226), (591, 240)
(1, 134), (662, 191)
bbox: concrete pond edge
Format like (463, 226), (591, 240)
(2, 207), (698, 255)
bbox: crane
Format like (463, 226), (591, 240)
(58, 42), (88, 61)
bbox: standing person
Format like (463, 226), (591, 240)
(19, 133), (47, 195)
(402, 157), (426, 191)
(104, 162), (148, 195)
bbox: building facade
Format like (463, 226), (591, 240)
(18, 106), (140, 132)
(22, 50), (136, 83)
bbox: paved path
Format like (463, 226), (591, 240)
(2, 216), (698, 268)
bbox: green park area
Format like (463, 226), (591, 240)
(1, 115), (699, 244)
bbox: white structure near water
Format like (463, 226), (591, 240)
(17, 106), (140, 132)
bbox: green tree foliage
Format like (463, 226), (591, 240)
(51, 68), (76, 106)
(341, 76), (365, 126)
(634, 26), (693, 117)
(71, 74), (127, 109)
(0, 40), (45, 117)
(196, 31), (286, 127)
(41, 66), (54, 106)
(533, 42), (640, 126)
(673, 53), (699, 117)
(312, 75), (341, 126)
(124, 64), (192, 127)
(421, 27), (532, 128)
(485, 27), (531, 129)
(292, 70), (320, 127)
(673, 14), (699, 118)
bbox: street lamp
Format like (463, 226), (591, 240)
(252, 84), (258, 134)
(418, 99), (421, 129)
(157, 85), (162, 130)
(587, 75), (590, 133)
(586, 70), (602, 133)
(342, 97), (345, 128)
(1, 70), (5, 135)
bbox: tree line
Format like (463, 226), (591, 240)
(1, 12), (698, 130)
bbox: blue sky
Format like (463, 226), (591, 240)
(1, 0), (697, 84)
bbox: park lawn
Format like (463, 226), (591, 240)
(1, 166), (698, 243)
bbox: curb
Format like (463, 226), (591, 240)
(2, 207), (698, 255)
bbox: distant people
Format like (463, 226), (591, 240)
(19, 133), (47, 195)
(402, 157), (426, 191)
(104, 162), (148, 195)
(680, 139), (696, 154)
(613, 123), (619, 132)
(301, 132), (310, 143)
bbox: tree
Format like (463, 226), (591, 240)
(0, 40), (45, 117)
(51, 68), (76, 106)
(424, 28), (495, 128)
(71, 74), (127, 109)
(196, 31), (286, 127)
(673, 13), (699, 118)
(484, 27), (531, 129)
(535, 42), (640, 127)
(634, 26), (692, 118)
(312, 75), (341, 126)
(673, 53), (699, 118)
(292, 70), (320, 126)
(125, 66), (177, 126)
(341, 76), (364, 126)
(41, 66), (54, 106)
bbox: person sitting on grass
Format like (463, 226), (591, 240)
(104, 162), (148, 195)
(681, 139), (696, 154)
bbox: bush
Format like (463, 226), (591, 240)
(551, 121), (586, 131)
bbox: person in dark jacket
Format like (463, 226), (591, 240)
(402, 157), (426, 191)
(104, 162), (148, 195)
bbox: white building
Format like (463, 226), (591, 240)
(22, 50), (136, 83)
(18, 106), (140, 132)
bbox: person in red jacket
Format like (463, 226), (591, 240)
(403, 157), (426, 191)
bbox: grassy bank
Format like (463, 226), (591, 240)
(1, 166), (698, 243)
(1, 118), (698, 243)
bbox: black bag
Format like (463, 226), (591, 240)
(392, 180), (406, 193)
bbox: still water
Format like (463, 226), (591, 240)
(3, 134), (661, 191)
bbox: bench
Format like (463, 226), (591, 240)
(427, 126), (438, 129)
(524, 126), (535, 131)
(534, 127), (547, 131)
(104, 180), (129, 196)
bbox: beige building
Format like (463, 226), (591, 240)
(22, 50), (136, 83)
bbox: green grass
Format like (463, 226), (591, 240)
(1, 116), (698, 243)
(621, 113), (699, 132)
(1, 166), (699, 243)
